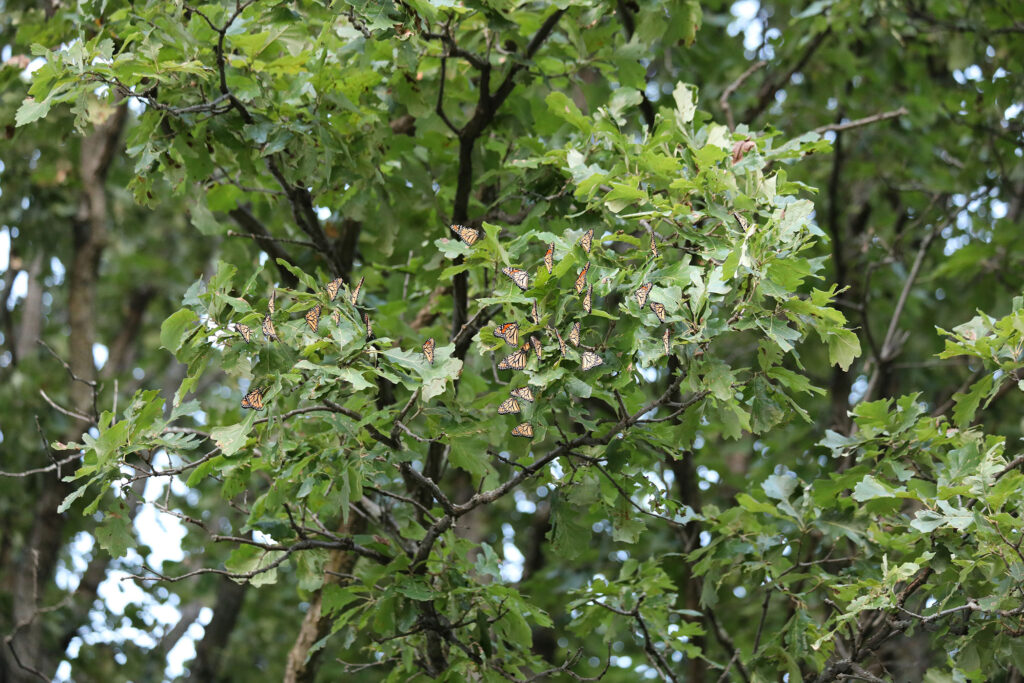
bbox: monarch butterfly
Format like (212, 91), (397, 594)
(581, 351), (603, 371)
(531, 300), (540, 325)
(498, 344), (529, 371)
(235, 323), (253, 343)
(568, 321), (581, 347)
(574, 261), (590, 294)
(650, 232), (659, 258)
(497, 396), (521, 415)
(351, 276), (364, 306)
(241, 386), (265, 411)
(580, 228), (594, 254)
(510, 386), (535, 403)
(634, 282), (653, 308)
(364, 313), (372, 339)
(732, 211), (750, 232)
(544, 242), (554, 274)
(662, 327), (670, 355)
(511, 422), (534, 438)
(451, 223), (480, 246)
(583, 284), (592, 314)
(423, 338), (435, 365)
(650, 301), (666, 323)
(331, 309), (341, 326)
(555, 329), (567, 357)
(268, 289), (276, 314)
(262, 314), (278, 341)
(326, 277), (343, 302)
(305, 304), (322, 333)
(530, 336), (543, 361)
(502, 267), (530, 291)
(494, 322), (519, 347)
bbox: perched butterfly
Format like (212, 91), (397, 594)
(543, 242), (554, 274)
(498, 344), (530, 371)
(497, 396), (521, 415)
(305, 304), (322, 333)
(494, 322), (519, 347)
(574, 261), (590, 294)
(268, 288), (276, 314)
(364, 313), (372, 339)
(510, 386), (535, 403)
(262, 314), (278, 341)
(531, 300), (540, 325)
(732, 211), (751, 232)
(511, 422), (534, 438)
(650, 301), (666, 323)
(568, 321), (581, 347)
(241, 387), (265, 411)
(662, 328), (670, 355)
(650, 232), (659, 258)
(580, 228), (593, 254)
(351, 276), (364, 306)
(581, 351), (603, 371)
(555, 329), (567, 357)
(634, 282), (653, 308)
(583, 284), (593, 314)
(423, 338), (435, 365)
(451, 223), (479, 246)
(326, 277), (343, 302)
(331, 309), (341, 326)
(502, 267), (530, 291)
(530, 336), (543, 361)
(235, 323), (253, 343)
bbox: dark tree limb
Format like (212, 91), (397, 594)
(228, 206), (300, 288)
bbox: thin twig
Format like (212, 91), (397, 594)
(813, 107), (908, 134)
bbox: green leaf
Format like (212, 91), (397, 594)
(160, 308), (199, 352)
(826, 328), (861, 371)
(762, 474), (797, 501)
(15, 97), (52, 127)
(96, 514), (134, 558)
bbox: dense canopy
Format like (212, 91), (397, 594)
(1, 1), (1023, 681)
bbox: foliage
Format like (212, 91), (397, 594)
(2, 1), (1022, 681)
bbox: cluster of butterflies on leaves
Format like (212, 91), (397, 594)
(233, 223), (668, 443)
(233, 275), (367, 412)
(449, 223), (668, 441)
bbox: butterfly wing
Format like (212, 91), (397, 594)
(511, 422), (534, 438)
(635, 283), (652, 307)
(351, 276), (364, 306)
(568, 321), (581, 347)
(510, 386), (535, 403)
(543, 242), (554, 273)
(530, 336), (542, 361)
(268, 289), (276, 314)
(580, 228), (593, 254)
(574, 262), (590, 294)
(555, 329), (567, 357)
(241, 387), (264, 411)
(581, 351), (603, 371)
(583, 284), (592, 314)
(662, 328), (670, 355)
(650, 302), (666, 323)
(364, 313), (372, 339)
(305, 304), (322, 333)
(497, 345), (528, 370)
(235, 323), (252, 343)
(423, 338), (435, 364)
(531, 300), (540, 325)
(501, 267), (529, 291)
(262, 314), (277, 341)
(650, 232), (659, 258)
(331, 309), (341, 325)
(497, 396), (521, 415)
(494, 322), (519, 346)
(326, 278), (343, 302)
(451, 224), (479, 246)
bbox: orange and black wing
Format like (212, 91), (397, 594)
(555, 329), (567, 357)
(510, 386), (535, 403)
(497, 345), (529, 371)
(530, 336), (542, 361)
(331, 309), (341, 325)
(268, 288), (276, 314)
(650, 232), (659, 258)
(451, 223), (480, 246)
(241, 387), (264, 411)
(501, 267), (530, 291)
(650, 301), (666, 323)
(634, 283), (653, 308)
(235, 323), (253, 343)
(494, 322), (519, 347)
(581, 351), (603, 371)
(511, 422), (534, 438)
(262, 314), (278, 341)
(574, 262), (590, 294)
(423, 338), (435, 364)
(305, 304), (322, 333)
(351, 276), (364, 306)
(583, 285), (592, 314)
(531, 300), (540, 325)
(364, 313), (372, 339)
(543, 242), (554, 273)
(326, 278), (343, 302)
(662, 328), (670, 355)
(497, 396), (521, 415)
(568, 321), (581, 347)
(580, 228), (593, 254)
